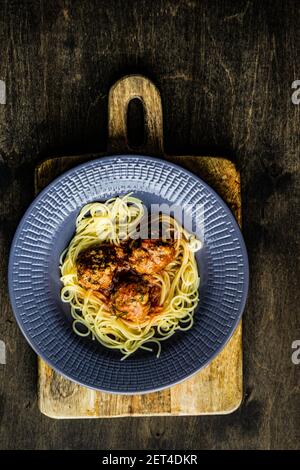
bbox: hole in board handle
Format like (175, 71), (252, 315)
(126, 97), (146, 149)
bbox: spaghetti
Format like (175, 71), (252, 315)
(60, 194), (202, 359)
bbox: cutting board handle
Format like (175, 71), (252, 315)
(107, 75), (164, 155)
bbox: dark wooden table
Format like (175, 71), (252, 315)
(0, 0), (299, 450)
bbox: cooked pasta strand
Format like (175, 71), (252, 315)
(60, 195), (201, 358)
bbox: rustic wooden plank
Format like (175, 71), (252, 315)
(36, 153), (242, 418)
(108, 75), (164, 154)
(35, 75), (243, 418)
(0, 0), (299, 449)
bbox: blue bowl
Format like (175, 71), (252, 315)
(8, 155), (249, 394)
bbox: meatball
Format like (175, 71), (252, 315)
(76, 244), (127, 291)
(112, 278), (151, 322)
(129, 239), (175, 275)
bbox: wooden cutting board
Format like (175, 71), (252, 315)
(35, 75), (242, 418)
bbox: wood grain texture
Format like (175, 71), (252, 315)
(0, 0), (299, 449)
(35, 75), (242, 418)
(36, 150), (242, 418)
(108, 75), (164, 154)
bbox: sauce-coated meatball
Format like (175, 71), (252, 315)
(76, 244), (127, 291)
(129, 239), (175, 275)
(112, 278), (151, 322)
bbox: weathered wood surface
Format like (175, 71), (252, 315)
(36, 75), (243, 418)
(0, 0), (299, 449)
(36, 152), (242, 418)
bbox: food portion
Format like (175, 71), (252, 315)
(76, 244), (126, 291)
(76, 239), (173, 321)
(111, 276), (151, 322)
(60, 194), (202, 359)
(129, 239), (176, 275)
